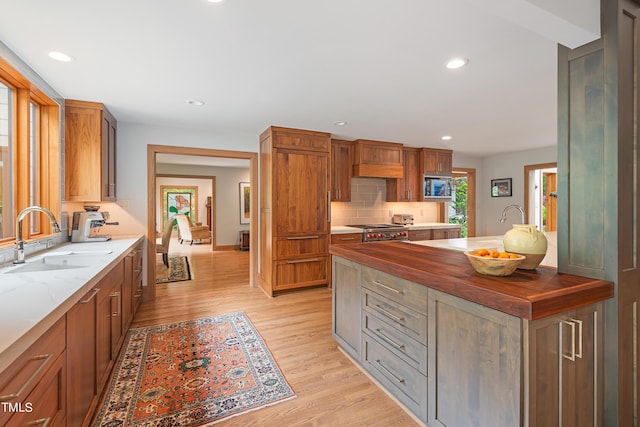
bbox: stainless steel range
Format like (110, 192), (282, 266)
(346, 224), (409, 242)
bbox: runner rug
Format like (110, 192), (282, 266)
(93, 312), (296, 426)
(156, 256), (191, 284)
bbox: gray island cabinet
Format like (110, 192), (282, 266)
(330, 241), (612, 426)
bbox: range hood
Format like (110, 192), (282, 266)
(352, 139), (404, 179)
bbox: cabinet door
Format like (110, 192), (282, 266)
(526, 303), (603, 427)
(408, 229), (432, 241)
(66, 288), (99, 427)
(431, 228), (460, 240)
(428, 290), (521, 427)
(422, 148), (452, 176)
(110, 281), (124, 359)
(332, 256), (362, 360)
(387, 148), (421, 202)
(273, 149), (329, 235)
(330, 140), (353, 201)
(102, 108), (117, 201)
(122, 252), (135, 330)
(65, 106), (103, 201)
(96, 286), (113, 390)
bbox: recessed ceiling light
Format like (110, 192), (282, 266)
(206, 0), (224, 3)
(441, 135), (453, 141)
(333, 121), (347, 126)
(446, 58), (469, 69)
(186, 99), (205, 106)
(48, 51), (73, 62)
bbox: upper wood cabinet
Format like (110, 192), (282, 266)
(330, 139), (353, 202)
(259, 126), (331, 296)
(352, 139), (404, 178)
(387, 147), (421, 202)
(422, 148), (452, 176)
(65, 99), (117, 202)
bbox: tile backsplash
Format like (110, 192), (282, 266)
(331, 177), (439, 225)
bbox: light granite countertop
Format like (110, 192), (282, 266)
(0, 235), (143, 372)
(331, 222), (460, 234)
(407, 231), (558, 268)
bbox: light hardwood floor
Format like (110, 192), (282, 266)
(136, 238), (420, 426)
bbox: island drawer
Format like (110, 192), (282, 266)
(362, 311), (427, 374)
(362, 289), (427, 345)
(361, 266), (427, 313)
(362, 334), (428, 423)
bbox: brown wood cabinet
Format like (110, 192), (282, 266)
(123, 241), (143, 331)
(0, 317), (66, 427)
(96, 261), (125, 391)
(422, 148), (452, 176)
(331, 233), (362, 244)
(387, 147), (421, 202)
(352, 139), (404, 178)
(330, 139), (353, 202)
(259, 126), (331, 296)
(65, 99), (117, 202)
(66, 287), (99, 427)
(431, 227), (461, 240)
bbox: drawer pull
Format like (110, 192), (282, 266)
(27, 418), (51, 426)
(373, 281), (403, 295)
(339, 237), (357, 241)
(0, 353), (53, 402)
(562, 318), (583, 361)
(375, 328), (405, 350)
(286, 258), (320, 264)
(110, 291), (121, 317)
(374, 304), (404, 323)
(375, 360), (406, 384)
(286, 236), (320, 240)
(79, 288), (100, 304)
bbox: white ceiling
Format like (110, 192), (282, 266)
(0, 0), (599, 159)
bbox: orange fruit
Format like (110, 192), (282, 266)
(475, 248), (489, 256)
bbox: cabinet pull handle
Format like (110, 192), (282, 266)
(0, 353), (53, 402)
(27, 418), (51, 426)
(374, 328), (405, 350)
(572, 318), (583, 359)
(374, 304), (404, 322)
(286, 258), (320, 264)
(373, 280), (403, 294)
(328, 191), (331, 222)
(110, 291), (121, 317)
(79, 288), (100, 304)
(375, 360), (406, 384)
(340, 237), (357, 241)
(287, 236), (319, 240)
(562, 320), (577, 361)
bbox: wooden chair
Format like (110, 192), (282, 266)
(175, 214), (211, 245)
(156, 219), (174, 267)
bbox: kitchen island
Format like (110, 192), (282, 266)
(330, 240), (613, 426)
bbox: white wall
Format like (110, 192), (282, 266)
(480, 145), (557, 236)
(113, 122), (256, 239)
(156, 165), (250, 246)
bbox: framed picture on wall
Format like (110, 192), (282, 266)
(491, 178), (512, 197)
(239, 182), (250, 224)
(161, 185), (198, 229)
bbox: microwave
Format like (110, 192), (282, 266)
(424, 176), (452, 199)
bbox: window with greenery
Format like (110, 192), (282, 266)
(0, 58), (60, 245)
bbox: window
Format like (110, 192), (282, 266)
(0, 58), (60, 245)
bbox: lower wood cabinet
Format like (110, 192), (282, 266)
(407, 227), (461, 241)
(0, 317), (66, 427)
(66, 288), (99, 427)
(332, 258), (604, 426)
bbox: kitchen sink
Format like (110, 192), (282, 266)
(5, 251), (112, 274)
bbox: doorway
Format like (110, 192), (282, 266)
(146, 145), (258, 302)
(439, 167), (476, 237)
(524, 162), (557, 232)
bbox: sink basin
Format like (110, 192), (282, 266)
(5, 251), (111, 274)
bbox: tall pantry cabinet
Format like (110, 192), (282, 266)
(259, 126), (331, 296)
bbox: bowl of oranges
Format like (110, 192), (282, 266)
(464, 248), (526, 276)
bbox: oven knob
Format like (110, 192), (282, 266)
(391, 234), (397, 238)
(378, 233), (384, 238)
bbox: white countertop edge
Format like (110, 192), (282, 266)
(0, 235), (144, 372)
(331, 223), (460, 234)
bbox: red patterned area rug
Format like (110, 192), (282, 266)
(93, 312), (296, 426)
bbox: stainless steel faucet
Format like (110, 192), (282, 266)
(499, 204), (526, 224)
(14, 206), (61, 264)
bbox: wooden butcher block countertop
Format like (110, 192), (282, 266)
(329, 241), (613, 320)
